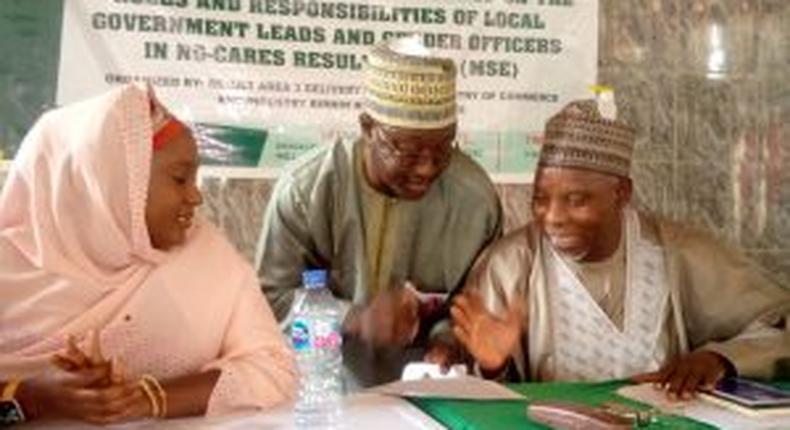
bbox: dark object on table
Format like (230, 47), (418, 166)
(527, 401), (633, 430)
(709, 377), (790, 408)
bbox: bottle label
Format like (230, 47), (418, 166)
(291, 319), (311, 351)
(314, 321), (342, 349)
(291, 318), (341, 351)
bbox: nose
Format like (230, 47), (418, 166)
(187, 183), (203, 207)
(411, 155), (445, 182)
(412, 161), (437, 181)
(541, 199), (568, 228)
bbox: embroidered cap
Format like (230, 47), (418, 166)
(363, 35), (457, 129)
(538, 95), (636, 178)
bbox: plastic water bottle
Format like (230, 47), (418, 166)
(291, 269), (343, 428)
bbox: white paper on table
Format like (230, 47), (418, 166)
(369, 375), (525, 400)
(617, 383), (790, 430)
(401, 362), (467, 381)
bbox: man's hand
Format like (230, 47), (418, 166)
(424, 335), (464, 371)
(450, 290), (524, 375)
(631, 350), (731, 399)
(344, 283), (420, 347)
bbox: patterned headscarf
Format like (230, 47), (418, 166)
(363, 35), (456, 129)
(538, 98), (636, 178)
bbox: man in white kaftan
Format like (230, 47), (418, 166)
(447, 96), (790, 397)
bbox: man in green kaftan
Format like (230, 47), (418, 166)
(255, 36), (502, 388)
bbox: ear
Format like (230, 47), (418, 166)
(615, 177), (633, 208)
(359, 112), (374, 141)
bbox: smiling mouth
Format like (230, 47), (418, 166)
(404, 178), (430, 190)
(176, 214), (193, 228)
(547, 234), (582, 247)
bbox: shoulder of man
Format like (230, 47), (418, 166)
(273, 137), (355, 203)
(475, 223), (540, 273)
(438, 149), (500, 210)
(638, 209), (786, 290)
(637, 210), (734, 253)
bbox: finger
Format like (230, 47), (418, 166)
(86, 398), (142, 427)
(402, 280), (420, 300)
(452, 297), (474, 322)
(410, 296), (422, 322)
(100, 384), (144, 414)
(405, 315), (420, 344)
(52, 353), (79, 371)
(66, 335), (89, 368)
(396, 289), (419, 328)
(678, 370), (703, 399)
(700, 366), (725, 391)
(89, 329), (105, 366)
(424, 347), (448, 367)
(452, 294), (470, 311)
(401, 288), (420, 316)
(111, 357), (126, 385)
(62, 363), (112, 388)
(666, 364), (692, 399)
(423, 349), (441, 364)
(630, 371), (663, 384)
(79, 384), (138, 409)
(452, 325), (471, 349)
(656, 361), (678, 388)
(450, 304), (472, 330)
(102, 391), (149, 423)
(59, 388), (108, 416)
(465, 289), (486, 312)
(395, 317), (418, 346)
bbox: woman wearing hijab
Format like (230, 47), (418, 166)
(0, 83), (295, 425)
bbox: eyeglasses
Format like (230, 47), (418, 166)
(373, 126), (454, 170)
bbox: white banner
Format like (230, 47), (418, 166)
(58, 0), (597, 177)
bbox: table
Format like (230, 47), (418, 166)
(21, 393), (444, 430)
(21, 380), (790, 429)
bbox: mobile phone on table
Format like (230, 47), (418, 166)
(710, 377), (790, 408)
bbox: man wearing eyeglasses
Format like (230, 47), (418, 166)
(255, 36), (502, 388)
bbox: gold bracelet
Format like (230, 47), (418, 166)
(1, 379), (21, 401)
(141, 374), (167, 419)
(138, 378), (160, 418)
(1, 379), (26, 422)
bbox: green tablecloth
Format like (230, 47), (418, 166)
(409, 380), (714, 430)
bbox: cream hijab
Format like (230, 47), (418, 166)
(0, 83), (173, 371)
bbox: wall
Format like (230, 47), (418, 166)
(199, 0), (790, 286)
(2, 0), (788, 284)
(598, 0), (790, 284)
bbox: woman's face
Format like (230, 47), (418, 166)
(145, 130), (203, 250)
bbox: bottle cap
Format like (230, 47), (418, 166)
(303, 269), (327, 289)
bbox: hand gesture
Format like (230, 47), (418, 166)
(631, 350), (730, 400)
(450, 290), (525, 374)
(346, 281), (420, 347)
